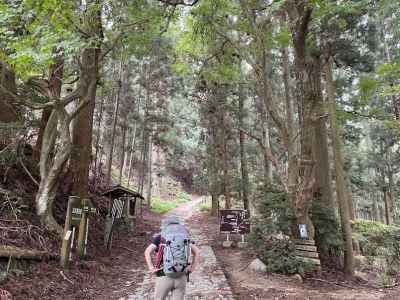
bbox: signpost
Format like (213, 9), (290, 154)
(60, 196), (96, 269)
(219, 209), (250, 248)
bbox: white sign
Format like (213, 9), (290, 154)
(299, 224), (308, 239)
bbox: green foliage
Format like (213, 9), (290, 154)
(353, 219), (400, 273)
(359, 75), (379, 103)
(175, 191), (191, 203)
(199, 197), (211, 212)
(151, 197), (178, 214)
(151, 192), (191, 214)
(311, 201), (342, 256)
(249, 233), (313, 276)
(255, 184), (293, 235)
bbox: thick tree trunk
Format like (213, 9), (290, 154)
(70, 48), (100, 197)
(282, 43), (299, 231)
(325, 55), (354, 277)
(69, 0), (102, 197)
(238, 84), (250, 211)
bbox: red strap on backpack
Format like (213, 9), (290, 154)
(155, 238), (165, 269)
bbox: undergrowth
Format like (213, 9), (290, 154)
(353, 219), (400, 281)
(151, 192), (192, 214)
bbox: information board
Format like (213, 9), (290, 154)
(220, 209), (250, 234)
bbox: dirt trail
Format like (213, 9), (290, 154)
(123, 196), (234, 300)
(196, 213), (400, 300)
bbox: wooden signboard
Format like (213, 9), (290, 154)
(294, 239), (321, 268)
(71, 203), (83, 227)
(220, 210), (250, 234)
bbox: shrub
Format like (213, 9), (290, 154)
(249, 232), (312, 275)
(151, 197), (178, 214)
(199, 201), (211, 212)
(353, 219), (400, 275)
(249, 184), (314, 275)
(175, 191), (191, 203)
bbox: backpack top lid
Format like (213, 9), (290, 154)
(161, 214), (182, 230)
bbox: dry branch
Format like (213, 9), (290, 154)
(0, 245), (58, 260)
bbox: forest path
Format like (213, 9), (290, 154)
(122, 196), (234, 300)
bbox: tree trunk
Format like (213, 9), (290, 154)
(69, 0), (102, 197)
(325, 55), (354, 277)
(238, 84), (250, 211)
(127, 122), (138, 188)
(383, 188), (391, 225)
(105, 61), (123, 187)
(139, 127), (148, 195)
(217, 88), (231, 209)
(34, 61), (63, 162)
(118, 121), (127, 184)
(70, 50), (100, 197)
(0, 61), (18, 123)
(37, 108), (71, 235)
(282, 42), (299, 232)
(93, 87), (105, 182)
(147, 134), (153, 207)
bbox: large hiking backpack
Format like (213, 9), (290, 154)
(161, 217), (191, 278)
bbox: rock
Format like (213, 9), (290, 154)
(354, 255), (368, 269)
(222, 241), (233, 248)
(249, 258), (267, 273)
(291, 274), (303, 284)
(354, 271), (369, 282)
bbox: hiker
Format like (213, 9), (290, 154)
(144, 215), (200, 300)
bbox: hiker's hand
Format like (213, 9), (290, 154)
(188, 265), (195, 274)
(149, 267), (161, 274)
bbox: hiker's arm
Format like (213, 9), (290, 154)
(144, 244), (158, 273)
(189, 244), (200, 272)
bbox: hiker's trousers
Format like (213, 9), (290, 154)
(154, 275), (186, 300)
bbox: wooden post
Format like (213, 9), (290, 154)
(60, 196), (80, 268)
(60, 230), (72, 268)
(77, 198), (89, 258)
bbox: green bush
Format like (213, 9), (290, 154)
(199, 201), (211, 212)
(353, 219), (400, 274)
(311, 201), (342, 256)
(249, 184), (314, 275)
(175, 191), (191, 203)
(249, 233), (313, 275)
(151, 197), (178, 214)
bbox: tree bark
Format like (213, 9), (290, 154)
(147, 134), (153, 207)
(69, 0), (102, 197)
(325, 55), (354, 277)
(0, 61), (18, 123)
(93, 87), (105, 182)
(238, 84), (250, 211)
(127, 122), (138, 187)
(34, 61), (63, 162)
(105, 61), (123, 187)
(118, 121), (128, 184)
